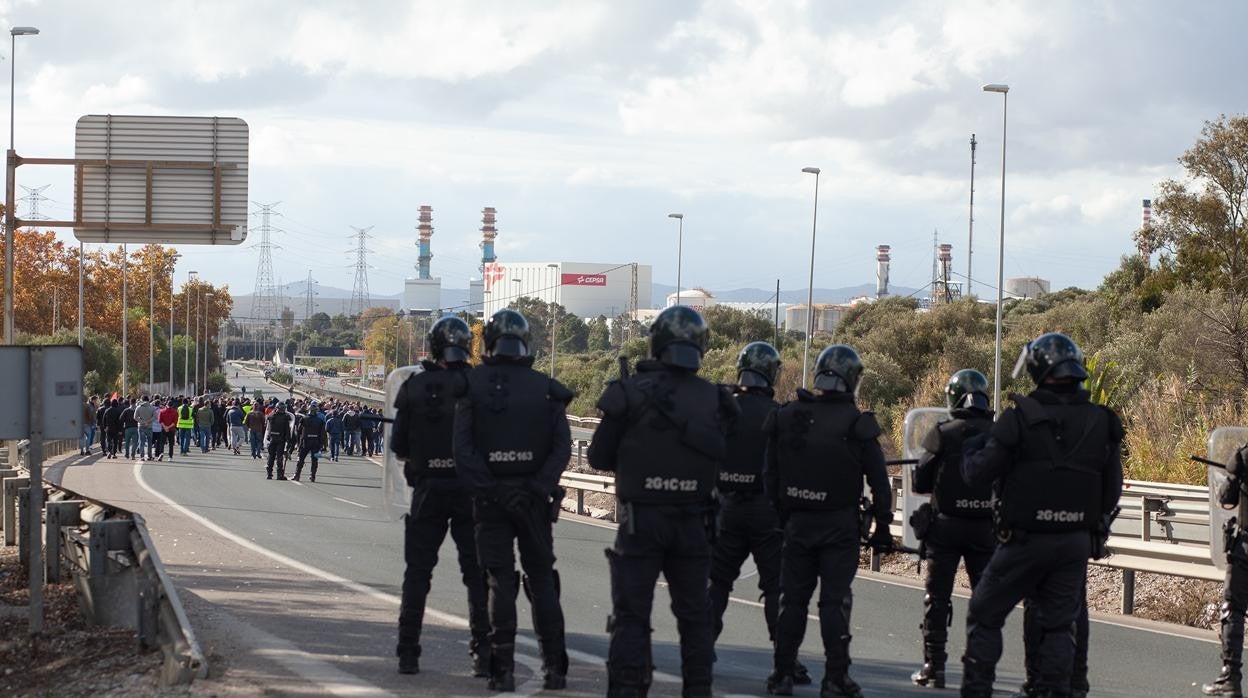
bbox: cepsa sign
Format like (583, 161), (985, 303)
(561, 273), (607, 286)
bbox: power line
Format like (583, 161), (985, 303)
(18, 184), (50, 220)
(349, 226), (374, 317)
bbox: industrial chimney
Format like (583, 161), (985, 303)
(876, 245), (891, 298)
(937, 243), (954, 304)
(416, 205), (433, 280)
(480, 207), (498, 271)
(1138, 199), (1153, 262)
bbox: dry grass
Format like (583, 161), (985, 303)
(1120, 376), (1248, 484)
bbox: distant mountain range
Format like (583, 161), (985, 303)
(231, 280), (922, 321)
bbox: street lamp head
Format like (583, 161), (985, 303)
(10, 27), (39, 36)
(801, 167), (821, 175)
(668, 213), (683, 220)
(982, 83), (1010, 94)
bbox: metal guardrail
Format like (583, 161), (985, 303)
(1, 439), (207, 685)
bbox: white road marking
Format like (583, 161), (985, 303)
(333, 495), (369, 509)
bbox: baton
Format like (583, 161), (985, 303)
(1192, 455), (1230, 470)
(886, 459), (919, 466)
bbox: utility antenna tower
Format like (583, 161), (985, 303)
(18, 184), (50, 220)
(249, 201), (282, 329)
(303, 270), (318, 319)
(349, 226), (374, 317)
(967, 134), (977, 294)
(626, 262), (639, 342)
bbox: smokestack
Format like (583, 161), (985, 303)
(480, 207), (498, 272)
(1138, 198), (1153, 262)
(416, 205), (433, 280)
(938, 243), (953, 303)
(876, 245), (891, 298)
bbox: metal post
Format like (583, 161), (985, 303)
(149, 274), (154, 391)
(676, 217), (683, 306)
(28, 347), (45, 636)
(550, 314), (557, 378)
(1122, 570), (1135, 615)
(802, 170), (820, 389)
(4, 148), (15, 345)
(78, 242), (84, 346)
(774, 278), (780, 347)
(122, 244), (128, 394)
(169, 273), (174, 395)
(967, 134), (977, 295)
(184, 281), (190, 394)
(990, 92), (1008, 414)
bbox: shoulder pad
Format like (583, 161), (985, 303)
(1104, 406), (1125, 442)
(920, 422), (944, 454)
(1009, 393), (1048, 425)
(718, 384), (742, 418)
(597, 380), (628, 417)
(548, 378), (575, 406)
(853, 411), (882, 440)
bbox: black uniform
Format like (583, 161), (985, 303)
(911, 407), (996, 686)
(765, 389), (891, 695)
(391, 362), (490, 674)
(588, 359), (735, 698)
(294, 411), (327, 481)
(1203, 444), (1248, 697)
(266, 409), (293, 479)
(960, 388), (1123, 697)
(708, 386), (783, 645)
(453, 356), (572, 687)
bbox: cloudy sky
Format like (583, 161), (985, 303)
(4, 0), (1244, 305)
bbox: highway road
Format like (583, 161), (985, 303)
(50, 364), (1219, 696)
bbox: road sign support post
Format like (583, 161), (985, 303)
(26, 348), (45, 636)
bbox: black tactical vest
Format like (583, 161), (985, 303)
(467, 363), (555, 479)
(399, 366), (463, 479)
(774, 395), (863, 511)
(615, 367), (726, 504)
(932, 412), (995, 519)
(1000, 394), (1109, 532)
(719, 389), (776, 494)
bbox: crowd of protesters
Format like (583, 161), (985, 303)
(80, 392), (387, 474)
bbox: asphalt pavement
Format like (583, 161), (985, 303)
(50, 363), (1220, 697)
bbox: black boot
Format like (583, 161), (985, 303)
(470, 635), (491, 678)
(793, 661), (813, 685)
(540, 635), (569, 690)
(911, 642), (947, 689)
(1205, 601), (1246, 697)
(821, 638), (861, 698)
(961, 656), (995, 698)
(489, 642), (515, 692)
(608, 667), (649, 698)
(397, 646), (420, 675)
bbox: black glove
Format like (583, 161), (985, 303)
(1219, 477), (1241, 510)
(1231, 448), (1248, 479)
(497, 486), (532, 514)
(868, 518), (893, 553)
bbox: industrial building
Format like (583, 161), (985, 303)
(1005, 276), (1050, 299)
(664, 287), (716, 311)
(403, 206), (499, 314)
(785, 304), (851, 335)
(483, 261), (653, 319)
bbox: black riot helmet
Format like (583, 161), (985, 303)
(428, 316), (473, 364)
(813, 344), (863, 393)
(946, 369), (991, 411)
(1013, 332), (1088, 384)
(737, 341), (781, 388)
(649, 305), (710, 370)
(484, 309), (531, 358)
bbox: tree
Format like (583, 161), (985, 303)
(587, 315), (611, 352)
(1144, 115), (1248, 386)
(280, 306), (295, 331)
(306, 312), (332, 332)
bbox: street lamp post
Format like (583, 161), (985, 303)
(185, 271), (196, 394)
(547, 263), (559, 377)
(149, 270), (155, 394)
(122, 244), (128, 394)
(668, 213), (683, 306)
(3, 26), (38, 346)
(169, 254), (180, 395)
(202, 291), (213, 390)
(800, 167), (821, 389)
(983, 83), (1009, 414)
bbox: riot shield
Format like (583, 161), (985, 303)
(1207, 426), (1248, 571)
(381, 364), (426, 521)
(900, 407), (949, 551)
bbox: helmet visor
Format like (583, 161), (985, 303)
(660, 343), (702, 370)
(959, 392), (991, 411)
(1011, 344), (1029, 380)
(441, 346), (471, 364)
(1048, 359), (1089, 381)
(490, 337), (528, 358)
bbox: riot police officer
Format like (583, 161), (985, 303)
(765, 345), (892, 698)
(909, 369), (996, 689)
(293, 403), (327, 482)
(588, 305), (736, 698)
(960, 333), (1123, 698)
(453, 309), (572, 692)
(391, 317), (490, 677)
(1202, 442), (1248, 697)
(265, 402), (293, 480)
(707, 342), (811, 685)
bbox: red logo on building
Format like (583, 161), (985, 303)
(561, 273), (607, 286)
(484, 263), (507, 291)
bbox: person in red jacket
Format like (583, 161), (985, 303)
(157, 400), (178, 462)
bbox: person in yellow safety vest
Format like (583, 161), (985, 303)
(176, 398), (196, 455)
